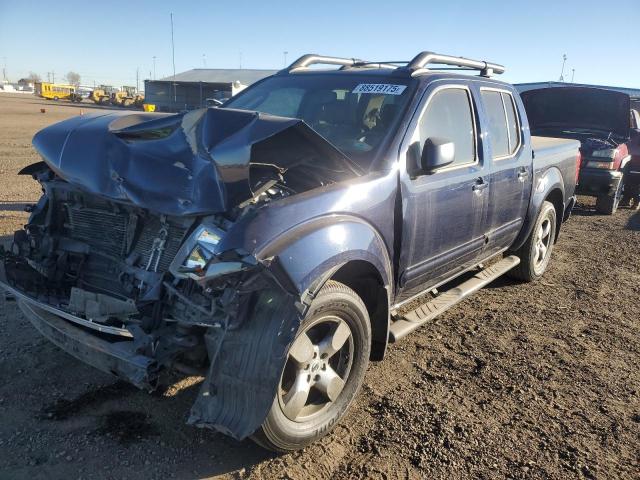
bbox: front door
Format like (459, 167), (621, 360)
(397, 83), (488, 295)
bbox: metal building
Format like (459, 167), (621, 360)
(144, 68), (278, 112)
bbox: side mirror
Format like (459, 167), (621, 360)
(420, 137), (455, 173)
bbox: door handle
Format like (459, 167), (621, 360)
(472, 178), (488, 193)
(517, 168), (529, 181)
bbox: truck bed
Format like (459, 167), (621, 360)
(531, 135), (580, 185)
(531, 135), (580, 152)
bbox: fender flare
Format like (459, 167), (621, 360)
(511, 167), (565, 251)
(258, 214), (393, 360)
(256, 214), (393, 300)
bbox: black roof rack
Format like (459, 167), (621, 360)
(283, 51), (505, 77)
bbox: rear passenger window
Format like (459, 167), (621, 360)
(419, 88), (475, 167)
(481, 90), (521, 158)
(503, 93), (520, 154)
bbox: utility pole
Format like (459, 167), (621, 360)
(239, 51), (243, 69)
(136, 67), (139, 92)
(1, 57), (6, 82)
(283, 51), (288, 67)
(202, 53), (206, 67)
(559, 54), (567, 82)
(170, 13), (177, 104)
(571, 68), (575, 83)
(152, 56), (156, 80)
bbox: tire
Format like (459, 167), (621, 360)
(252, 280), (371, 452)
(595, 194), (619, 215)
(595, 177), (622, 215)
(508, 201), (557, 282)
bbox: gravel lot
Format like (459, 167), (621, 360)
(0, 92), (638, 480)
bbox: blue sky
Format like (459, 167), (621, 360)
(1, 0), (639, 89)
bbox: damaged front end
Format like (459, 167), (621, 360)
(1, 107), (359, 439)
(2, 170), (287, 394)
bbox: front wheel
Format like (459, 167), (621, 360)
(508, 201), (557, 282)
(252, 281), (371, 452)
(596, 177), (623, 215)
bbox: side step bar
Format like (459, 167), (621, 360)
(389, 255), (520, 342)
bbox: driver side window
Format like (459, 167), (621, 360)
(418, 88), (476, 168)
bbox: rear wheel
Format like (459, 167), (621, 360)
(509, 201), (557, 282)
(252, 281), (371, 452)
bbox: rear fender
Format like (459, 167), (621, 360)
(511, 167), (565, 251)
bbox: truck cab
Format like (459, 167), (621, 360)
(1, 51), (579, 452)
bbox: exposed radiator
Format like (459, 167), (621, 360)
(133, 217), (187, 273)
(60, 199), (188, 273)
(65, 207), (128, 258)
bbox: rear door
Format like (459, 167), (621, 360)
(479, 87), (532, 253)
(397, 82), (488, 294)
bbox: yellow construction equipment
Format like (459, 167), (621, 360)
(88, 85), (115, 105)
(111, 86), (145, 108)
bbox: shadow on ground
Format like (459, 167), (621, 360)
(33, 374), (278, 477)
(0, 201), (30, 212)
(625, 209), (640, 230)
(0, 233), (12, 250)
(571, 202), (599, 217)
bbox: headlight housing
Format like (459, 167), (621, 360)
(592, 148), (617, 158)
(181, 227), (224, 273)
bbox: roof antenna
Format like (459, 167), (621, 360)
(170, 13), (177, 104)
(558, 54), (567, 82)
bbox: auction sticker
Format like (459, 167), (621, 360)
(352, 83), (407, 95)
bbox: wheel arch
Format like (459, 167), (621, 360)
(256, 216), (393, 361)
(511, 167), (566, 251)
(329, 260), (389, 361)
(544, 187), (564, 243)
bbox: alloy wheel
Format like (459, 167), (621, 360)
(533, 216), (553, 273)
(278, 315), (354, 422)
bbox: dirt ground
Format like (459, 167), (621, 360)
(0, 92), (638, 480)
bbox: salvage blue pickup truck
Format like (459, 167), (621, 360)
(1, 51), (579, 451)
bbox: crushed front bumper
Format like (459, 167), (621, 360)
(1, 270), (158, 390)
(576, 168), (622, 197)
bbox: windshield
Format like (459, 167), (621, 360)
(224, 74), (415, 167)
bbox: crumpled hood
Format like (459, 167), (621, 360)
(32, 107), (357, 216)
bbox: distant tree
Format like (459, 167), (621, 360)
(65, 71), (81, 85)
(26, 71), (41, 82)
